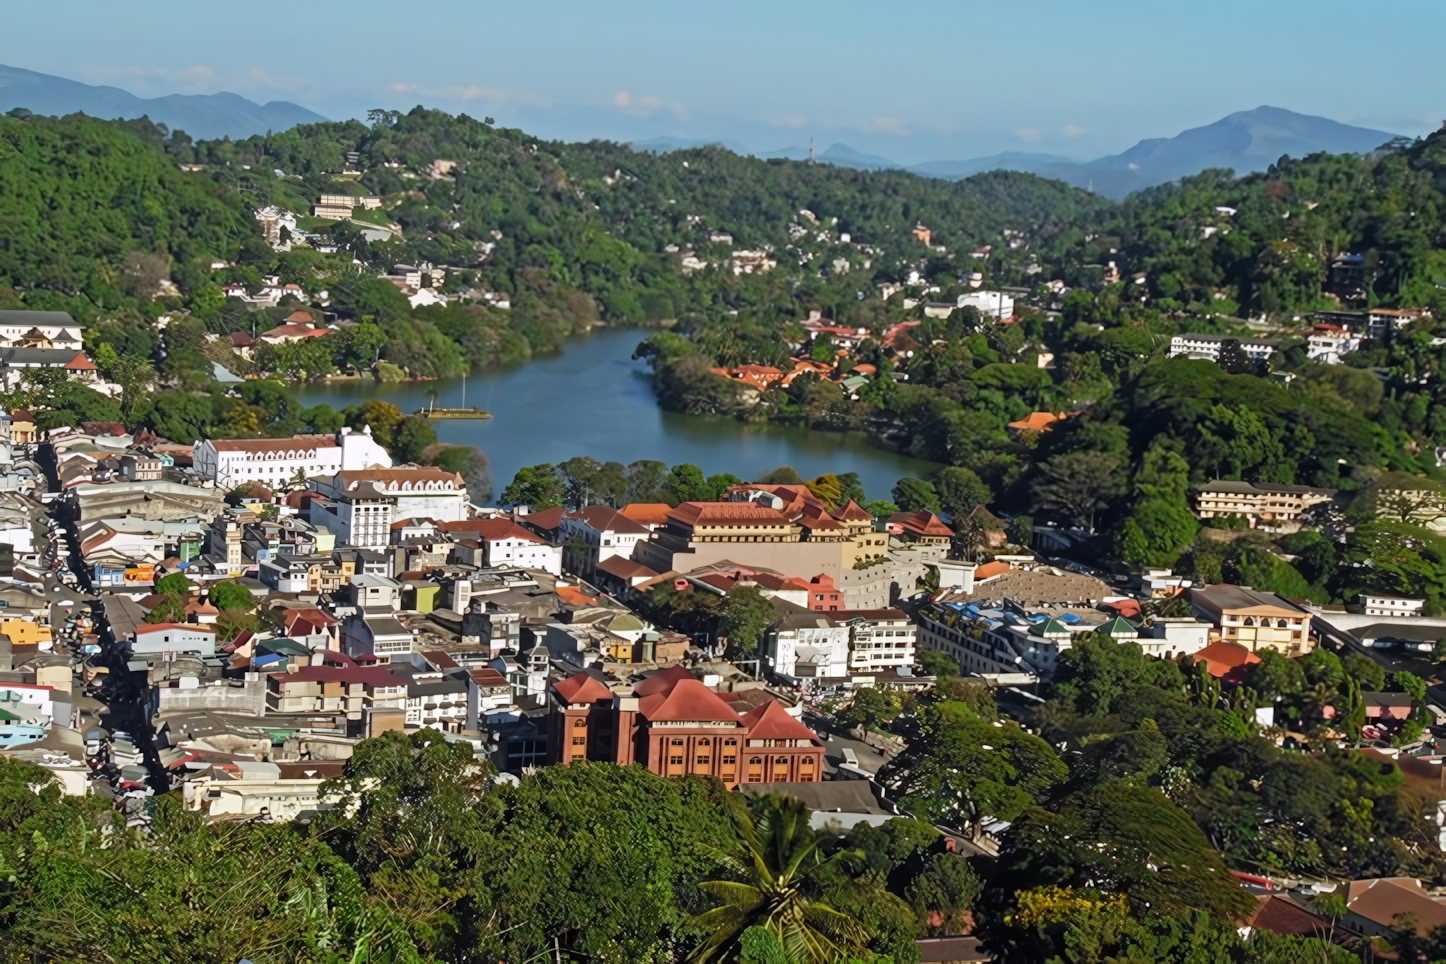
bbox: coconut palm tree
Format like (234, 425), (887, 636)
(687, 793), (869, 964)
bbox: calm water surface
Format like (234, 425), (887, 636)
(293, 328), (940, 503)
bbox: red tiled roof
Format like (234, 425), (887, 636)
(469, 667), (509, 688)
(63, 351), (97, 371)
(834, 499), (874, 523)
(522, 506), (567, 529)
(276, 665), (403, 687)
(230, 331), (253, 348)
(1007, 411), (1063, 432)
(669, 501), (792, 527)
(570, 505), (651, 535)
(285, 309), (315, 323)
(632, 664), (694, 698)
(740, 699), (820, 743)
(136, 622), (216, 635)
(260, 322), (330, 341)
(284, 608), (336, 629)
(888, 510), (954, 538)
(554, 671), (615, 705)
(639, 677), (743, 724)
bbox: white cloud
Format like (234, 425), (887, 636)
(72, 64), (216, 94)
(1060, 123), (1088, 137)
(1015, 127), (1042, 143)
(864, 116), (910, 136)
(615, 90), (632, 107)
(771, 113), (808, 128)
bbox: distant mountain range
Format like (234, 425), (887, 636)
(750, 107), (1402, 199)
(0, 63), (327, 140)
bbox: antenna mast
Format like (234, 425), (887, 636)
(808, 137), (814, 164)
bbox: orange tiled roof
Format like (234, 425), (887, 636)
(1191, 641), (1261, 682)
(1007, 411), (1064, 433)
(973, 561), (1012, 581)
(64, 351), (97, 371)
(888, 510), (954, 538)
(740, 699), (820, 743)
(555, 585), (598, 608)
(619, 503), (673, 527)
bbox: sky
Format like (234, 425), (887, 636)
(8, 0), (1445, 164)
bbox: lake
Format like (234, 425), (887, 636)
(292, 327), (941, 503)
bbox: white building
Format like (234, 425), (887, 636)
(765, 603), (851, 682)
(193, 428), (392, 489)
(447, 519), (562, 575)
(839, 609), (917, 674)
(957, 290), (1015, 319)
(1169, 334), (1276, 364)
(130, 623), (217, 657)
(1306, 325), (1362, 365)
(309, 468), (468, 549)
(340, 610), (413, 660)
(558, 506), (652, 578)
(1361, 595), (1426, 618)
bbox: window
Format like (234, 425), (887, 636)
(571, 736), (586, 746)
(573, 718), (587, 728)
(571, 753), (584, 763)
(669, 753), (684, 766)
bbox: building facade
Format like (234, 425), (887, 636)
(193, 428), (391, 488)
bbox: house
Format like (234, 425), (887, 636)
(1168, 334), (1276, 364)
(886, 511), (954, 553)
(8, 410), (35, 445)
(1189, 585), (1314, 657)
(340, 610), (413, 661)
(1366, 307), (1430, 342)
(1342, 877), (1446, 940)
(1305, 324), (1362, 364)
(265, 656), (407, 719)
(548, 665), (824, 786)
(957, 290), (1014, 319)
(193, 428), (392, 490)
(556, 506), (654, 579)
(257, 316), (332, 345)
(1191, 480), (1336, 531)
(0, 348), (101, 390)
(439, 519), (562, 574)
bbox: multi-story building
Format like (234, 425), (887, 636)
(441, 518), (563, 574)
(193, 427), (391, 489)
(258, 553), (345, 593)
(1189, 585), (1314, 657)
(838, 609), (917, 674)
(309, 468), (468, 549)
(557, 506), (653, 578)
(1191, 480), (1336, 531)
(0, 311), (85, 349)
(265, 657), (407, 719)
(1305, 324), (1362, 365)
(764, 603), (850, 682)
(547, 665), (824, 786)
(1168, 333), (1276, 364)
(1361, 595), (1425, 618)
(634, 501), (851, 583)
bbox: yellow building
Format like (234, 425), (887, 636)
(0, 618), (51, 649)
(1189, 585), (1313, 657)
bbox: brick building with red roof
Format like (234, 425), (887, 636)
(548, 665), (824, 786)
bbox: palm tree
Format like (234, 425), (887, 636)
(687, 794), (869, 964)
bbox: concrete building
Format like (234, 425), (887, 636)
(1192, 480), (1336, 530)
(1189, 585), (1313, 657)
(764, 603), (851, 683)
(838, 609), (917, 674)
(1360, 595), (1425, 618)
(129, 623), (218, 657)
(309, 468), (468, 549)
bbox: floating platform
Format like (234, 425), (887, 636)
(414, 407), (492, 419)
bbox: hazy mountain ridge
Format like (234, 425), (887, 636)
(741, 107), (1402, 199)
(0, 63), (326, 140)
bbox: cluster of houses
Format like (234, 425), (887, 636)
(1168, 306), (1434, 367)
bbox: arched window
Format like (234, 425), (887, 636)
(1242, 617), (1255, 627)
(1277, 619), (1289, 628)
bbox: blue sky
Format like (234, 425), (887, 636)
(11, 0), (1445, 163)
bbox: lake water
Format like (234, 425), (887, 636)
(292, 327), (940, 503)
